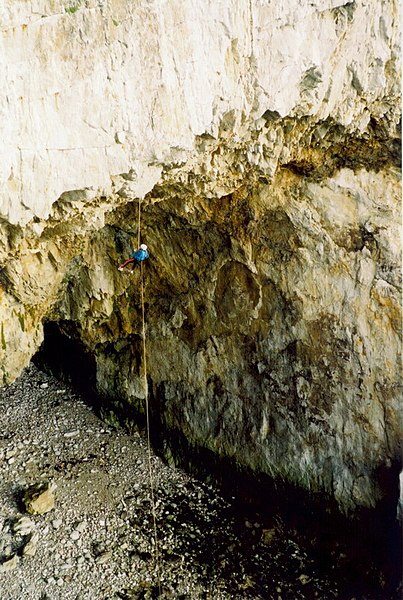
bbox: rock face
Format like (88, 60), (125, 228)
(0, 0), (401, 511)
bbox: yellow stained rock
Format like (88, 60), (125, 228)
(23, 482), (56, 515)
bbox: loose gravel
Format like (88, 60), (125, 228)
(0, 364), (363, 599)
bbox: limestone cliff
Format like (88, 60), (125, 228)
(0, 0), (401, 511)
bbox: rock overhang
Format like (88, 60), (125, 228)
(0, 0), (401, 512)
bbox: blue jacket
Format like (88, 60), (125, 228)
(132, 248), (149, 262)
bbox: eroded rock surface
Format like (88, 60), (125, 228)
(43, 164), (401, 513)
(0, 0), (401, 511)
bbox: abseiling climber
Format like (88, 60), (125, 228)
(118, 243), (149, 272)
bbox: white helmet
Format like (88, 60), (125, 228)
(140, 244), (148, 250)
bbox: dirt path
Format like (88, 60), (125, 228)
(0, 364), (343, 599)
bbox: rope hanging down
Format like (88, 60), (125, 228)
(138, 200), (162, 594)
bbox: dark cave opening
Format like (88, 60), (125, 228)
(33, 320), (98, 404)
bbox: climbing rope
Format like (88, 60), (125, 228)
(138, 200), (162, 595)
(137, 198), (141, 249)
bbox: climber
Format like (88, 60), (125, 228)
(118, 243), (149, 272)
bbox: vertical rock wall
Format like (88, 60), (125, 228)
(0, 0), (401, 510)
(47, 158), (401, 512)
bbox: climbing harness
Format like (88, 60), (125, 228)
(138, 200), (162, 595)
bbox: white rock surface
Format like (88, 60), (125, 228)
(0, 0), (400, 224)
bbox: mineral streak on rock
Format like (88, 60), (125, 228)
(0, 0), (401, 511)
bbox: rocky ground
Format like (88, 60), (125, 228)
(0, 364), (397, 600)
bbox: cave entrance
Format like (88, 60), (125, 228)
(32, 323), (401, 598)
(33, 320), (98, 405)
